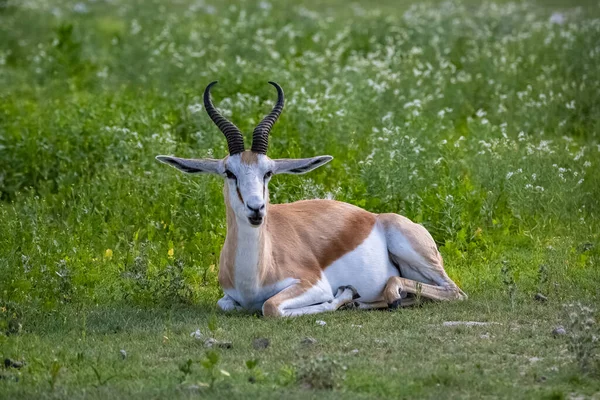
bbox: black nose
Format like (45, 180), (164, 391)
(247, 204), (265, 213)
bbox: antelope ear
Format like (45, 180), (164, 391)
(272, 156), (333, 175)
(156, 155), (223, 174)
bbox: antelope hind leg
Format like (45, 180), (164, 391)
(379, 213), (468, 300)
(384, 276), (462, 307)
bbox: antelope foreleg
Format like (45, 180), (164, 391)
(217, 294), (243, 312)
(262, 281), (358, 317)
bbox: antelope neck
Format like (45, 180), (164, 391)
(224, 186), (271, 291)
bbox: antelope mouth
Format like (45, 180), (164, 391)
(248, 216), (263, 226)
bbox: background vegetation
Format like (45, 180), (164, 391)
(1, 0), (599, 398)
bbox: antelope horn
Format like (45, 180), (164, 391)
(251, 81), (284, 154)
(203, 81), (245, 155)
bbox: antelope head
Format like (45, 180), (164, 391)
(156, 82), (332, 227)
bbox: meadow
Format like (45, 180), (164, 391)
(1, 0), (599, 398)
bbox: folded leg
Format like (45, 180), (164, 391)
(262, 279), (358, 317)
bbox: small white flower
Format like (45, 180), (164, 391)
(549, 12), (566, 25)
(73, 2), (88, 13)
(188, 103), (203, 114)
(190, 329), (203, 339)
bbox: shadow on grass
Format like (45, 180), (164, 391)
(18, 302), (258, 336)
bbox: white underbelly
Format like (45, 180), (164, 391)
(323, 224), (398, 303)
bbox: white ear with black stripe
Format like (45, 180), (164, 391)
(272, 156), (333, 175)
(156, 155), (223, 175)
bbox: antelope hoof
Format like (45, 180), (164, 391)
(340, 301), (360, 310)
(336, 285), (360, 300)
(388, 299), (402, 309)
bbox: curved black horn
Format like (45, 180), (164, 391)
(251, 81), (284, 154)
(203, 81), (245, 155)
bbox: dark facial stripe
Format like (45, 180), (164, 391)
(236, 186), (244, 204)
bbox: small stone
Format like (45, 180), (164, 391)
(190, 329), (203, 340)
(552, 326), (566, 336)
(534, 293), (548, 302)
(443, 321), (500, 327)
(315, 320), (326, 326)
(119, 349), (127, 359)
(4, 358), (24, 369)
(253, 338), (270, 350)
(204, 338), (232, 349)
(301, 337), (317, 345)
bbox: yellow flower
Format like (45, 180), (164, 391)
(104, 249), (113, 259)
(168, 248), (174, 258)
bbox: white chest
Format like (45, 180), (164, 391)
(226, 222), (296, 309)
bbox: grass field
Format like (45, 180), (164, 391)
(1, 0), (600, 398)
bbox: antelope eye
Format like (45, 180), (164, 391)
(224, 170), (236, 180)
(264, 171), (273, 180)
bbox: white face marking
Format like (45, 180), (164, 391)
(223, 154), (274, 228)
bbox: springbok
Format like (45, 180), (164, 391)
(157, 81), (467, 317)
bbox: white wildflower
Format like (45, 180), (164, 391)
(73, 2), (88, 13)
(549, 12), (566, 25)
(188, 103), (203, 114)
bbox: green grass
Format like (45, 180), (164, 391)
(1, 0), (600, 397)
(2, 299), (599, 399)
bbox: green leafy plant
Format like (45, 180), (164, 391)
(48, 360), (62, 391)
(564, 303), (599, 373)
(246, 358), (265, 383)
(199, 350), (229, 389)
(179, 358), (194, 383)
(91, 365), (117, 388)
(501, 260), (517, 310)
(276, 365), (297, 387)
(296, 356), (346, 390)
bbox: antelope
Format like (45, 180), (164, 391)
(156, 81), (467, 317)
